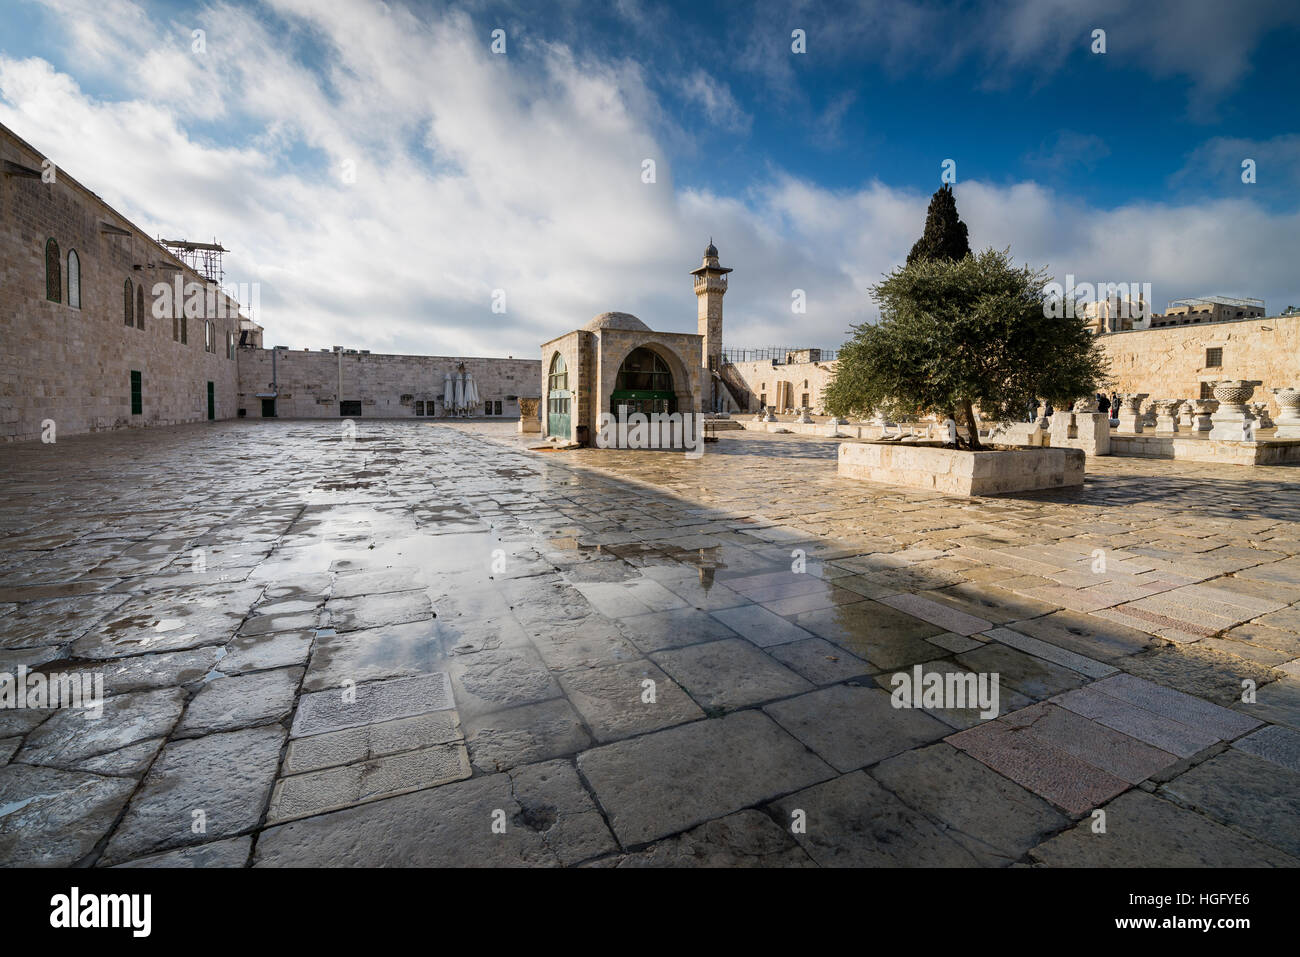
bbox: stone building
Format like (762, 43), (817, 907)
(1, 122), (248, 442)
(236, 348), (539, 420)
(1098, 311), (1300, 417)
(540, 312), (703, 445)
(724, 352), (838, 415)
(1149, 296), (1265, 328)
(1, 119), (540, 441)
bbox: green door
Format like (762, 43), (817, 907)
(547, 391), (571, 439)
(261, 398), (277, 418)
(207, 382), (215, 420)
(130, 371), (142, 416)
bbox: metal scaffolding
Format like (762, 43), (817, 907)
(157, 238), (226, 285)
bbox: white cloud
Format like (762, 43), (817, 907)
(2, 0), (1295, 360)
(677, 69), (751, 135)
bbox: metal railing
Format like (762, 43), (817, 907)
(721, 346), (839, 364)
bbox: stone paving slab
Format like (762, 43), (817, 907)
(770, 770), (983, 866)
(0, 764), (136, 866)
(101, 725), (286, 865)
(304, 619), (442, 692)
(983, 626), (1117, 679)
(1089, 673), (1261, 738)
(16, 687), (184, 770)
(112, 836), (253, 868)
(176, 666), (302, 737)
(651, 638), (813, 711)
(947, 719), (1133, 815)
(763, 683), (949, 772)
(1158, 748), (1300, 858)
(879, 593), (993, 636)
(463, 697), (592, 772)
(709, 603), (817, 648)
(954, 643), (1088, 700)
(255, 759), (615, 866)
(870, 742), (1069, 865)
(794, 601), (946, 669)
(577, 710), (835, 847)
(285, 710), (463, 775)
(1052, 686), (1222, 758)
(590, 810), (815, 868)
(765, 636), (874, 685)
(612, 607), (738, 653)
(268, 741), (472, 824)
(557, 659), (703, 742)
(1237, 676), (1300, 731)
(1027, 789), (1299, 867)
(292, 672), (454, 738)
(1231, 723), (1300, 772)
(999, 702), (1178, 784)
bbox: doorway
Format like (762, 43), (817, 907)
(206, 382), (215, 420)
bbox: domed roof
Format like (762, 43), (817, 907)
(583, 311), (650, 332)
(704, 240), (718, 258)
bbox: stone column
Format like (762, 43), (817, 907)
(1153, 399), (1179, 434)
(1272, 388), (1300, 439)
(517, 397), (541, 433)
(1249, 403), (1274, 430)
(1115, 394), (1148, 434)
(1190, 399), (1217, 432)
(1208, 381), (1259, 441)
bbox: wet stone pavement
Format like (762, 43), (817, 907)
(1, 419), (1299, 867)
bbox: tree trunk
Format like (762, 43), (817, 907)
(963, 400), (982, 450)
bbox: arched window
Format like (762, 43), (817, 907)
(205, 320), (214, 352)
(547, 353), (568, 392)
(612, 347), (676, 414)
(66, 250), (80, 309)
(136, 285), (145, 329)
(123, 279), (133, 326)
(45, 239), (61, 303)
(614, 347), (672, 392)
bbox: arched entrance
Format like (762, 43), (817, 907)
(610, 346), (677, 415)
(547, 353), (571, 437)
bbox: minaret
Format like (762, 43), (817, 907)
(690, 239), (731, 377)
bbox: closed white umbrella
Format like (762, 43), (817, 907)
(443, 373), (454, 408)
(454, 374), (465, 410)
(464, 373), (479, 408)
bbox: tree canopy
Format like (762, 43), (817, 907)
(906, 183), (971, 265)
(824, 248), (1110, 449)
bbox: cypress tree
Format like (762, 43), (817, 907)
(906, 183), (971, 265)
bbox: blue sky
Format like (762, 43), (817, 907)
(2, 0), (1298, 356)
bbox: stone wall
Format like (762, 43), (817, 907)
(726, 358), (837, 414)
(1098, 314), (1300, 417)
(1, 123), (242, 442)
(237, 349), (540, 419)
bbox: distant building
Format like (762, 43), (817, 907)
(1147, 296), (1266, 328)
(1, 119), (537, 441)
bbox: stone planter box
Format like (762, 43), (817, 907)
(837, 442), (1085, 496)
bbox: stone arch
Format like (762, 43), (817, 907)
(605, 339), (695, 416)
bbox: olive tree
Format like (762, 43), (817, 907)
(824, 248), (1109, 450)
